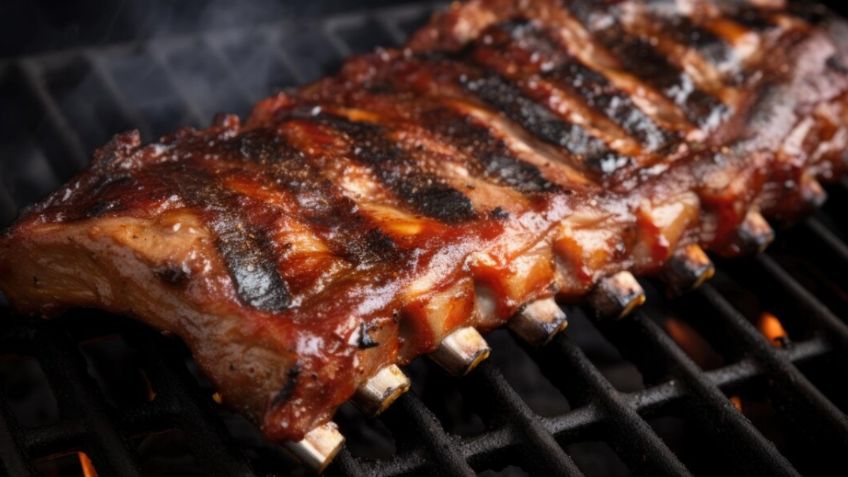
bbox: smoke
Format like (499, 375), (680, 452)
(0, 0), (431, 200)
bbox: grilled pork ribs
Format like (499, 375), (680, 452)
(1, 0), (847, 458)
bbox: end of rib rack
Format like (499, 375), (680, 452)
(509, 297), (568, 346)
(430, 326), (491, 376)
(284, 421), (345, 473)
(737, 210), (775, 254)
(662, 244), (715, 296)
(589, 271), (646, 320)
(353, 364), (411, 416)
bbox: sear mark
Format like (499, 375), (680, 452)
(357, 321), (379, 349)
(592, 29), (728, 129)
(211, 216), (291, 313)
(171, 164), (291, 313)
(546, 61), (676, 153)
(425, 109), (561, 193)
(271, 363), (301, 407)
(487, 20), (676, 152)
(154, 264), (191, 287)
(314, 115), (477, 223)
(463, 74), (632, 174)
(490, 207), (510, 220)
(226, 127), (403, 266)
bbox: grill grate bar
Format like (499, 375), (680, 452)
(461, 424), (518, 470)
(629, 311), (801, 476)
(701, 336), (831, 391)
(21, 419), (87, 457)
(198, 34), (257, 108)
(754, 253), (848, 347)
(126, 331), (255, 476)
(82, 52), (155, 142)
(0, 396), (33, 476)
(32, 323), (143, 477)
(382, 393), (475, 476)
(804, 217), (848, 265)
(258, 29), (310, 86)
(532, 334), (694, 477)
(333, 447), (371, 476)
(544, 402), (604, 440)
(697, 285), (848, 450)
(16, 60), (89, 170)
(143, 43), (208, 127)
(470, 361), (586, 477)
(323, 19), (361, 58)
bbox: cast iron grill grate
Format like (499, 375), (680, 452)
(0, 2), (847, 476)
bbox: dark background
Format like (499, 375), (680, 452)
(0, 0), (430, 59)
(2, 0), (848, 60)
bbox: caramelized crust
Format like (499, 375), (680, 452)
(2, 0), (848, 442)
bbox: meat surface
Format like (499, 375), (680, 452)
(2, 0), (848, 446)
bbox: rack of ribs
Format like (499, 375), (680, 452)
(1, 0), (847, 471)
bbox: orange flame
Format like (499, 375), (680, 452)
(757, 312), (788, 347)
(140, 371), (157, 402)
(78, 452), (99, 477)
(729, 395), (743, 412)
(664, 317), (722, 369)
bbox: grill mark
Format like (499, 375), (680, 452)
(726, 6), (777, 31)
(309, 114), (478, 224)
(420, 107), (560, 194)
(75, 175), (136, 219)
(271, 363), (301, 407)
(211, 214), (291, 313)
(486, 20), (677, 153)
(545, 62), (676, 152)
(462, 73), (632, 175)
(561, 0), (728, 129)
(654, 15), (735, 70)
(165, 162), (292, 313)
(785, 2), (829, 25)
(594, 29), (728, 129)
(226, 128), (400, 266)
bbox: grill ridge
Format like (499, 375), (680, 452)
(0, 2), (847, 476)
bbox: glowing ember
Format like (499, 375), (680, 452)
(141, 371), (157, 402)
(78, 452), (98, 477)
(757, 312), (789, 347)
(664, 317), (723, 369)
(729, 395), (743, 412)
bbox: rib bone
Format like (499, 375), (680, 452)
(353, 364), (411, 416)
(737, 210), (775, 254)
(509, 297), (568, 345)
(588, 271), (646, 319)
(430, 326), (491, 375)
(662, 244), (715, 295)
(283, 422), (345, 473)
(800, 177), (827, 209)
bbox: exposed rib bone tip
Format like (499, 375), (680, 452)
(800, 178), (827, 209)
(589, 271), (646, 319)
(662, 244), (715, 296)
(284, 421), (345, 473)
(430, 326), (491, 376)
(509, 297), (568, 346)
(737, 210), (774, 254)
(353, 364), (411, 416)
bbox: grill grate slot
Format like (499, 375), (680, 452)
(0, 2), (847, 476)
